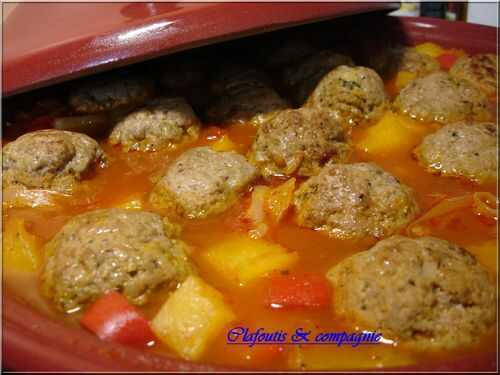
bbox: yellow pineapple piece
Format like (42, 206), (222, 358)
(201, 235), (298, 285)
(356, 111), (428, 156)
(414, 42), (444, 58)
(117, 199), (143, 210)
(151, 276), (235, 360)
(211, 135), (237, 152)
(267, 178), (296, 223)
(2, 217), (41, 272)
(115, 194), (144, 210)
(467, 240), (497, 274)
(395, 71), (417, 91)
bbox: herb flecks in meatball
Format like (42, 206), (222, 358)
(450, 54), (498, 96)
(327, 235), (496, 349)
(69, 76), (154, 114)
(206, 65), (289, 126)
(250, 107), (350, 178)
(282, 50), (355, 105)
(109, 97), (200, 152)
(2, 129), (107, 194)
(206, 86), (289, 126)
(294, 162), (418, 239)
(306, 66), (387, 127)
(415, 122), (497, 184)
(42, 208), (194, 312)
(150, 147), (258, 218)
(394, 72), (491, 124)
(370, 46), (440, 79)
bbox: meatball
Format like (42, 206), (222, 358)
(450, 54), (498, 96)
(394, 72), (491, 124)
(249, 107), (350, 178)
(206, 86), (289, 126)
(370, 46), (439, 78)
(282, 50), (355, 105)
(206, 64), (289, 125)
(2, 130), (107, 193)
(42, 208), (194, 312)
(160, 60), (206, 92)
(306, 66), (387, 126)
(414, 122), (497, 184)
(109, 97), (200, 151)
(159, 60), (210, 110)
(209, 65), (270, 97)
(150, 147), (258, 218)
(69, 75), (154, 114)
(294, 162), (418, 239)
(327, 235), (496, 349)
(256, 38), (318, 68)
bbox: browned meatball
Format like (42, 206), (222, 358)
(414, 122), (497, 184)
(450, 54), (498, 96)
(327, 235), (496, 349)
(255, 38), (318, 68)
(306, 66), (387, 126)
(281, 50), (355, 105)
(208, 65), (270, 97)
(294, 162), (418, 239)
(206, 64), (289, 125)
(394, 72), (491, 124)
(206, 86), (289, 126)
(150, 147), (258, 218)
(42, 208), (194, 312)
(370, 46), (440, 79)
(109, 97), (200, 151)
(249, 107), (350, 178)
(69, 76), (154, 114)
(2, 129), (106, 193)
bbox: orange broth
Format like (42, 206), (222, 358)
(3, 82), (498, 371)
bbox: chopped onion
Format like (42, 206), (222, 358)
(3, 186), (69, 208)
(407, 192), (498, 236)
(472, 192), (498, 221)
(246, 186), (271, 239)
(407, 194), (473, 236)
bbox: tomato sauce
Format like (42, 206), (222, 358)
(3, 62), (498, 370)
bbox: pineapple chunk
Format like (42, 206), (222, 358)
(467, 240), (497, 274)
(211, 135), (237, 152)
(267, 178), (296, 223)
(356, 111), (427, 156)
(115, 194), (144, 210)
(394, 71), (417, 91)
(151, 276), (235, 360)
(117, 199), (143, 210)
(414, 42), (444, 58)
(2, 217), (41, 272)
(201, 235), (299, 285)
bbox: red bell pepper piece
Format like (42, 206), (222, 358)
(81, 291), (155, 346)
(438, 53), (459, 70)
(265, 273), (331, 309)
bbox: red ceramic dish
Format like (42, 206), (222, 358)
(3, 2), (398, 96)
(2, 7), (498, 372)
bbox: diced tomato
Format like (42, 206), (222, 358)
(81, 291), (155, 346)
(265, 274), (331, 309)
(437, 53), (459, 70)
